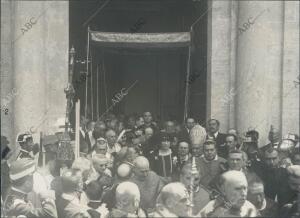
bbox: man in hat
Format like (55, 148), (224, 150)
(3, 158), (57, 218)
(130, 156), (164, 214)
(151, 182), (191, 217)
(108, 181), (146, 218)
(280, 165), (300, 218)
(16, 133), (36, 160)
(199, 171), (258, 217)
(260, 125), (280, 155)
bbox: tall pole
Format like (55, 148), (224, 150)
(64, 46), (75, 132)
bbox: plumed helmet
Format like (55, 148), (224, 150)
(16, 133), (33, 144)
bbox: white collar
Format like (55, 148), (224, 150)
(214, 132), (219, 138)
(258, 198), (267, 211)
(159, 149), (172, 156)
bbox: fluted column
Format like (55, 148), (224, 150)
(1, 1), (69, 158)
(281, 1), (299, 136)
(1, 1), (15, 145)
(207, 0), (238, 132)
(235, 1), (284, 145)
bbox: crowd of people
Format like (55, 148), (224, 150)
(1, 111), (300, 217)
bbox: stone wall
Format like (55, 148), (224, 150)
(1, 1), (69, 158)
(208, 0), (299, 146)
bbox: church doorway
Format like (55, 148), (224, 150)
(70, 0), (208, 123)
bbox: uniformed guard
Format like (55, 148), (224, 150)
(3, 158), (57, 218)
(16, 133), (36, 160)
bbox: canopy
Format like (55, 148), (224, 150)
(90, 31), (191, 49)
(84, 29), (192, 123)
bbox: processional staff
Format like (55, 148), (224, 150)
(57, 47), (76, 164)
(188, 156), (198, 216)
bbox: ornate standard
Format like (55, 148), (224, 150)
(56, 47), (76, 165)
(188, 156), (199, 216)
(64, 46), (76, 132)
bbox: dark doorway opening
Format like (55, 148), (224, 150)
(70, 0), (207, 123)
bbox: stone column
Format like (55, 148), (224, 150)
(2, 1), (69, 158)
(207, 0), (237, 132)
(281, 1), (299, 136)
(235, 1), (284, 145)
(1, 1), (15, 145)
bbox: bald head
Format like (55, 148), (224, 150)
(133, 156), (149, 169)
(157, 182), (190, 217)
(221, 170), (247, 186)
(116, 182), (140, 211)
(133, 156), (150, 181)
(220, 170), (248, 209)
(117, 163), (132, 179)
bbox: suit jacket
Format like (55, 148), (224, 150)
(80, 130), (91, 154)
(177, 128), (190, 143)
(207, 133), (227, 159)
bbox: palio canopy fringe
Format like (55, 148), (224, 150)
(89, 31), (191, 48)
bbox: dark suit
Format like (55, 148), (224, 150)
(178, 128), (191, 144)
(207, 132), (227, 159)
(79, 130), (91, 153)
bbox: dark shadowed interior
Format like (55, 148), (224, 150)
(70, 0), (207, 123)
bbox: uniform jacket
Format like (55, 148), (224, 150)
(3, 187), (57, 218)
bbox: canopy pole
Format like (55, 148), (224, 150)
(183, 32), (192, 123)
(75, 100), (80, 159)
(85, 26), (90, 118)
(90, 53), (94, 120)
(103, 60), (108, 111)
(96, 64), (99, 119)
